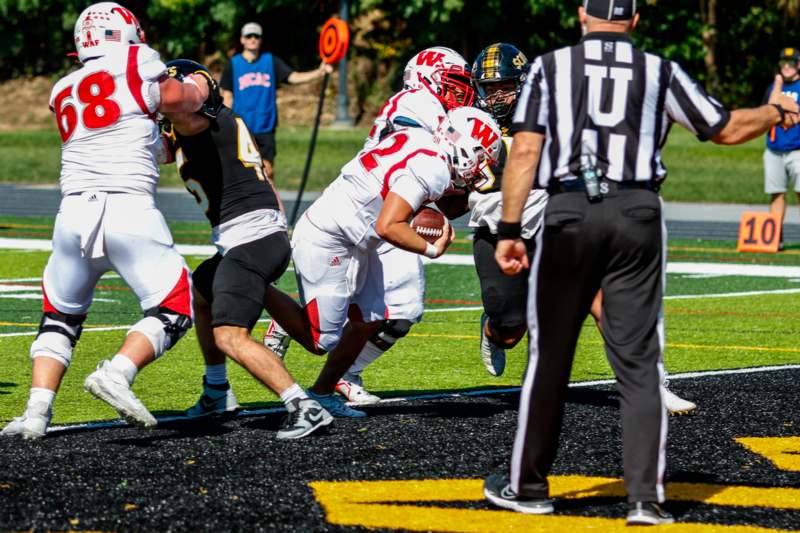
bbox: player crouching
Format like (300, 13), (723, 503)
(259, 106), (501, 418)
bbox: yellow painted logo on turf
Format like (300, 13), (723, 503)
(311, 437), (800, 532)
(736, 436), (800, 472)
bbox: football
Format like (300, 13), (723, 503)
(411, 206), (446, 244)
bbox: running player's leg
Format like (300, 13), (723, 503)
(473, 227), (532, 376)
(206, 232), (332, 437)
(263, 216), (352, 355)
(184, 254), (238, 418)
(338, 245), (424, 404)
(3, 202), (106, 439)
(309, 247), (386, 417)
(88, 195), (193, 427)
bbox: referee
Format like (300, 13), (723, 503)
(483, 0), (800, 525)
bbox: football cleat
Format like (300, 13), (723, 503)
(1, 402), (52, 440)
(480, 313), (506, 376)
(661, 382), (697, 415)
(184, 378), (239, 419)
(483, 473), (554, 514)
(276, 398), (333, 440)
(263, 319), (291, 359)
(84, 360), (157, 428)
(627, 501), (675, 526)
(336, 378), (381, 406)
(307, 390), (367, 418)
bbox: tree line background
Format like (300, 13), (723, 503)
(2, 0), (800, 122)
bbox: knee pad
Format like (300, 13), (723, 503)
(129, 307), (193, 358)
(487, 323), (527, 349)
(370, 319), (413, 351)
(29, 312), (85, 368)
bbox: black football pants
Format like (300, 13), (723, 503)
(509, 188), (668, 503)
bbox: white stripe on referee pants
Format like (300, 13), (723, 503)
(510, 208), (547, 494)
(655, 197), (669, 503)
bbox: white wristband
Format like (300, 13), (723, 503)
(424, 242), (438, 259)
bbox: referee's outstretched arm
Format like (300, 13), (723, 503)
(712, 75), (799, 144)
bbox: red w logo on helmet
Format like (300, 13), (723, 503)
(470, 119), (499, 149)
(416, 51), (445, 67)
(111, 6), (138, 26)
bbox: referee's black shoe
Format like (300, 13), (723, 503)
(483, 474), (554, 514)
(626, 501), (675, 526)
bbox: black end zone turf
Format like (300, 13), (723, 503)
(1, 370), (799, 531)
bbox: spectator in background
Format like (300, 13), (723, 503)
(764, 47), (800, 250)
(221, 22), (333, 182)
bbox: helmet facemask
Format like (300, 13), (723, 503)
(476, 78), (520, 124)
(436, 66), (475, 109)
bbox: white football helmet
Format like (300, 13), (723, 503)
(74, 2), (145, 63)
(434, 106), (502, 189)
(403, 46), (475, 109)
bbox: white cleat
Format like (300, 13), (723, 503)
(336, 378), (381, 406)
(84, 360), (157, 428)
(263, 319), (291, 359)
(1, 402), (51, 440)
(480, 313), (506, 376)
(661, 382), (697, 415)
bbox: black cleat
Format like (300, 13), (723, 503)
(483, 473), (554, 514)
(627, 501), (675, 526)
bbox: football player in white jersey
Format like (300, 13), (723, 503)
(1, 2), (211, 440)
(264, 47), (477, 405)
(260, 107), (501, 417)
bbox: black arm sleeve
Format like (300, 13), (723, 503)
(273, 56), (294, 84)
(220, 62), (233, 92)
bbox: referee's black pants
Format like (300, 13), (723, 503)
(510, 188), (668, 504)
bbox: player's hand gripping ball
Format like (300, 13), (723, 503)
(411, 207), (446, 244)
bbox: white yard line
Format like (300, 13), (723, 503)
(45, 363), (800, 434)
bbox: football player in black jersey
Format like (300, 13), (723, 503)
(161, 60), (333, 439)
(468, 45), (696, 414)
(462, 44), (548, 377)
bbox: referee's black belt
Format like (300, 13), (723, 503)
(546, 178), (660, 195)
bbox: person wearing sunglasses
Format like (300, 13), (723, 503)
(220, 22), (332, 183)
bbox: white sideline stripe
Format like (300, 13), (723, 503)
(2, 286), (800, 339)
(6, 236), (800, 278)
(45, 364), (800, 435)
(664, 288), (800, 300)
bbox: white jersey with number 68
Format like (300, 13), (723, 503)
(307, 128), (452, 249)
(49, 44), (167, 196)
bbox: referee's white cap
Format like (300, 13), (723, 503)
(584, 0), (637, 21)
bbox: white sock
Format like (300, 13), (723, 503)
(28, 387), (55, 411)
(109, 354), (138, 385)
(279, 383), (307, 410)
(204, 364), (228, 386)
(347, 341), (386, 378)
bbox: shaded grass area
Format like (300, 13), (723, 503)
(1, 248), (800, 424)
(0, 126), (788, 204)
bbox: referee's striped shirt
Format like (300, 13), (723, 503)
(512, 31), (731, 187)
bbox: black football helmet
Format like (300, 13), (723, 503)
(471, 43), (529, 125)
(165, 59), (223, 119)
